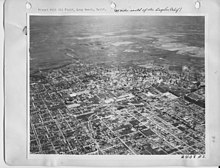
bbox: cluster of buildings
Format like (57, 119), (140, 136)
(30, 60), (205, 155)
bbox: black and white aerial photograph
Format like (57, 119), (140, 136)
(29, 16), (205, 155)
